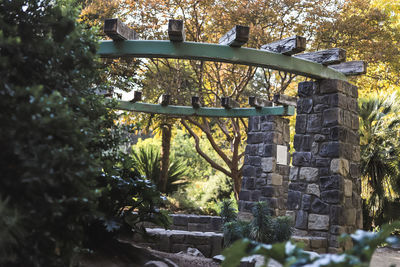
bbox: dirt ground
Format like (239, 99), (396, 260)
(371, 247), (400, 267)
(81, 245), (400, 267)
(150, 247), (400, 267)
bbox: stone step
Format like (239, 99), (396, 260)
(133, 228), (224, 258)
(291, 236), (328, 253)
(141, 214), (223, 233)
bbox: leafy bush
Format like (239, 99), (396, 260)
(0, 0), (168, 266)
(0, 197), (25, 263)
(220, 201), (293, 247)
(222, 221), (400, 267)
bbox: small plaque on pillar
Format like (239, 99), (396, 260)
(276, 145), (288, 165)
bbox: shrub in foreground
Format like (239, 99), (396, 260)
(220, 201), (293, 247)
(222, 221), (400, 267)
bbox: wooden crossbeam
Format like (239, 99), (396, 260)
(116, 101), (296, 117)
(294, 48), (346, 65)
(168, 19), (185, 42)
(273, 94), (297, 107)
(191, 96), (201, 108)
(104, 18), (138, 41)
(261, 35), (306, 56)
(219, 25), (249, 47)
(248, 96), (272, 108)
(221, 97), (240, 109)
(329, 61), (367, 76)
(159, 94), (170, 106)
(130, 91), (142, 103)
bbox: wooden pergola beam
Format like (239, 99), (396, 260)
(248, 96), (272, 108)
(294, 48), (346, 65)
(261, 35), (306, 56)
(329, 61), (367, 76)
(273, 94), (298, 107)
(104, 18), (138, 41)
(168, 19), (185, 42)
(130, 91), (142, 103)
(219, 25), (250, 47)
(115, 101), (295, 117)
(221, 97), (240, 109)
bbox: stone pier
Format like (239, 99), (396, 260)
(239, 115), (291, 217)
(288, 79), (362, 253)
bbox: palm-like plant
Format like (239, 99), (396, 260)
(359, 92), (400, 228)
(130, 145), (188, 194)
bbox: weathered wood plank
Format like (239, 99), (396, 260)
(329, 61), (367, 76)
(159, 94), (170, 106)
(191, 96), (201, 108)
(130, 91), (142, 103)
(221, 97), (240, 109)
(104, 18), (138, 41)
(168, 19), (185, 42)
(248, 96), (272, 108)
(273, 94), (297, 107)
(294, 48), (346, 65)
(116, 101), (296, 117)
(219, 25), (249, 47)
(261, 35), (306, 56)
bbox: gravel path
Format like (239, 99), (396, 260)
(371, 247), (400, 267)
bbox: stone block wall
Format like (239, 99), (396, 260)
(239, 115), (291, 216)
(288, 79), (362, 253)
(141, 214), (223, 232)
(132, 228), (223, 257)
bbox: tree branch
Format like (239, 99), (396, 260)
(186, 117), (232, 166)
(181, 119), (232, 177)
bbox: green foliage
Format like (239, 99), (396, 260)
(220, 201), (293, 247)
(220, 199), (238, 224)
(171, 129), (226, 180)
(0, 197), (25, 263)
(0, 0), (168, 266)
(223, 220), (252, 248)
(359, 93), (400, 228)
(222, 221), (400, 267)
(133, 130), (233, 214)
(273, 216), (293, 243)
(250, 202), (274, 244)
(130, 143), (188, 194)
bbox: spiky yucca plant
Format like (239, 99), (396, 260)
(131, 145), (188, 194)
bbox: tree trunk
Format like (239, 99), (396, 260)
(231, 169), (242, 200)
(159, 123), (172, 193)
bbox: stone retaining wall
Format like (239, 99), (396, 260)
(133, 228), (223, 258)
(141, 214), (223, 232)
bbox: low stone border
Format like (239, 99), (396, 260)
(142, 214), (223, 233)
(133, 228), (224, 258)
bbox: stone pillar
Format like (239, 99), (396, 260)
(239, 115), (291, 217)
(288, 80), (362, 253)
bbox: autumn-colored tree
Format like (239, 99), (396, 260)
(315, 0), (400, 96)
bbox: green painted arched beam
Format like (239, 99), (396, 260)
(116, 101), (295, 118)
(98, 40), (348, 81)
